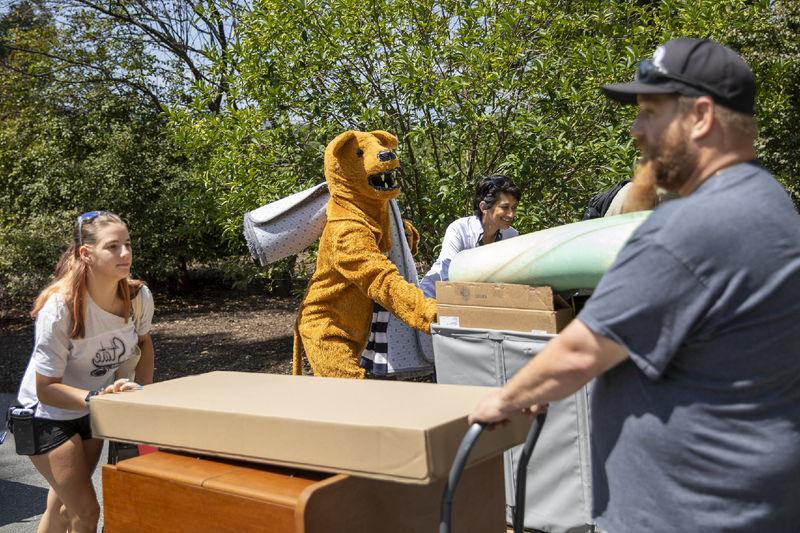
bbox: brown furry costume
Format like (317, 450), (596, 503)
(293, 130), (437, 378)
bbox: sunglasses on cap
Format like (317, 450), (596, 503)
(76, 210), (108, 246)
(635, 58), (722, 100)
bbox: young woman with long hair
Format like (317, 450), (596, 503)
(15, 210), (154, 533)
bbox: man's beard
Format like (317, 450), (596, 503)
(643, 124), (697, 193)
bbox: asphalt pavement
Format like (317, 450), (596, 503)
(0, 393), (106, 532)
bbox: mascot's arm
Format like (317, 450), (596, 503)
(331, 221), (437, 333)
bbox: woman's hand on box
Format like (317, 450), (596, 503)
(100, 378), (142, 395)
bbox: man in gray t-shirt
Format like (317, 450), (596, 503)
(583, 161), (800, 530)
(469, 38), (800, 532)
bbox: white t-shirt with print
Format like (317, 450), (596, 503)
(17, 286), (154, 420)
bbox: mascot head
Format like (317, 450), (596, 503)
(324, 130), (402, 206)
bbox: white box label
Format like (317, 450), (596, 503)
(439, 316), (460, 327)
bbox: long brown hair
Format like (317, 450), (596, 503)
(31, 212), (143, 339)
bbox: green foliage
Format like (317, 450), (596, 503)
(0, 2), (231, 309)
(3, 0), (800, 305)
(173, 0), (798, 265)
(0, 213), (69, 313)
(735, 0), (800, 203)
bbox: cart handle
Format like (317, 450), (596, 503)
(440, 422), (486, 533)
(439, 413), (547, 533)
(513, 412), (547, 533)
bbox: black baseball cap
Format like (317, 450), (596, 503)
(602, 38), (756, 115)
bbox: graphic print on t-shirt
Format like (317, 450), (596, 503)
(90, 336), (126, 376)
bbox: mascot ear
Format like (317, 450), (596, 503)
(403, 219), (420, 256)
(369, 130), (398, 150)
(327, 130), (358, 159)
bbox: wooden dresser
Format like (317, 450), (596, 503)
(103, 451), (505, 533)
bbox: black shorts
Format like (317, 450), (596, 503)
(28, 415), (93, 456)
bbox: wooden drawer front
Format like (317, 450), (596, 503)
(103, 451), (506, 533)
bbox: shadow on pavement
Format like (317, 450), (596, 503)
(0, 480), (47, 526)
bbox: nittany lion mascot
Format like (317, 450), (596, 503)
(292, 130), (437, 378)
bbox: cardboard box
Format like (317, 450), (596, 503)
(103, 451), (505, 533)
(90, 371), (529, 485)
(436, 304), (573, 333)
(436, 281), (568, 310)
(435, 281), (574, 333)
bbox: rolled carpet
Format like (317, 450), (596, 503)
(243, 182), (329, 267)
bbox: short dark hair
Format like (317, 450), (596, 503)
(472, 175), (521, 218)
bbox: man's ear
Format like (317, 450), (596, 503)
(369, 130), (398, 150)
(689, 97), (715, 140)
(327, 130), (358, 160)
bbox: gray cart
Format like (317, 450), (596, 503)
(432, 325), (595, 533)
